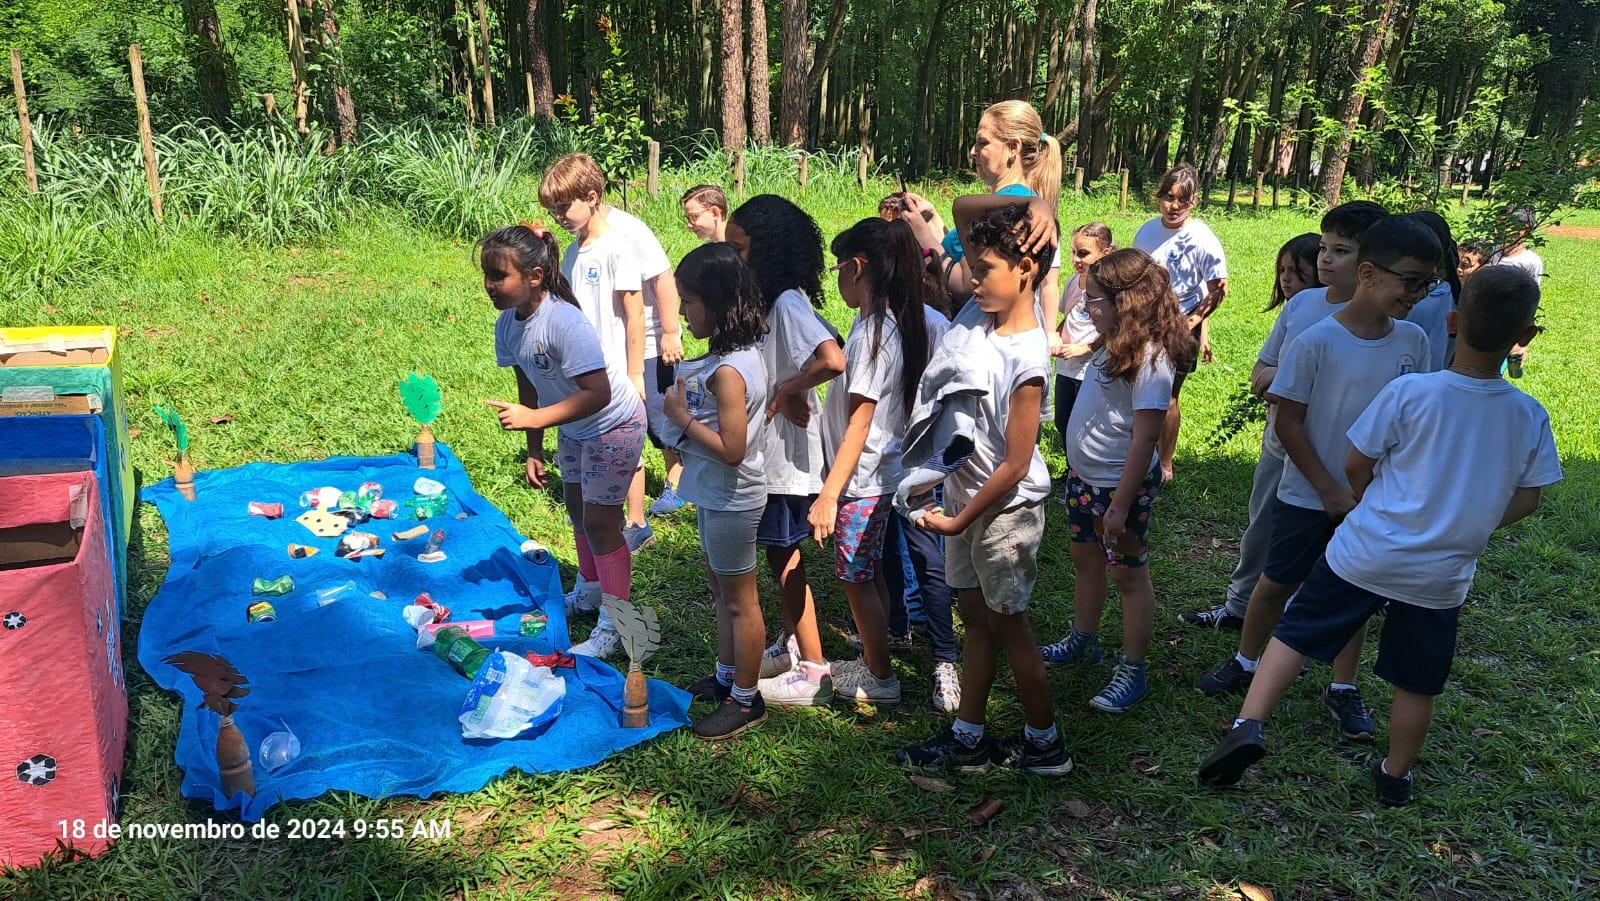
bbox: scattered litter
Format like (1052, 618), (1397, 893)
(287, 544), (319, 559)
(247, 501), (283, 519)
(964, 798), (1003, 827)
(418, 529), (447, 563)
(246, 601), (277, 623)
(251, 575), (294, 596)
(391, 524), (429, 541)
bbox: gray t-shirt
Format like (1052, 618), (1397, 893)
(662, 348), (768, 512)
(1067, 346), (1174, 488)
(1407, 280), (1455, 373)
(494, 301), (642, 439)
(1269, 315), (1431, 510)
(945, 326), (1052, 509)
(1257, 287), (1348, 459)
(822, 312), (908, 498)
(756, 288), (841, 496)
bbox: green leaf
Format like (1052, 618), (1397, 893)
(398, 373), (442, 425)
(153, 405), (189, 452)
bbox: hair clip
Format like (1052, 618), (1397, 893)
(921, 247), (936, 259)
(519, 219), (549, 238)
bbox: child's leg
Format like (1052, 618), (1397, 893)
(707, 561), (731, 668)
(719, 568), (765, 690)
(836, 497), (895, 676)
(1224, 448), (1284, 619)
(954, 588), (995, 725)
(1159, 371), (1188, 480)
(1236, 574), (1297, 660)
(843, 579), (893, 678)
(767, 543), (823, 664)
(1108, 555), (1155, 662)
(1331, 628), (1366, 686)
(992, 610), (1053, 729)
(1070, 540), (1109, 633)
(902, 519), (957, 662)
(584, 501), (629, 597)
(626, 465), (649, 529)
(881, 514), (912, 636)
(564, 482), (598, 582)
(1237, 637), (1308, 722)
(1384, 688), (1434, 777)
(662, 445), (683, 491)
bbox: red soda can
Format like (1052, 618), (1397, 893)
(414, 592), (451, 623)
(248, 501), (284, 519)
(369, 499), (398, 519)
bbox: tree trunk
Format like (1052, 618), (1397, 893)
(1076, 0), (1098, 166)
(1320, 0), (1397, 206)
(748, 0), (771, 143)
(316, 0), (357, 145)
(181, 0), (232, 122)
(778, 0), (810, 145)
(526, 0), (554, 119)
(911, 0), (957, 175)
(1359, 0), (1417, 186)
(719, 0), (746, 149)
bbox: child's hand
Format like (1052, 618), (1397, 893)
(629, 373), (647, 401)
(808, 495), (837, 546)
(916, 509), (962, 536)
(1249, 364), (1276, 397)
(525, 454), (548, 489)
(1201, 336), (1215, 364)
(663, 378), (689, 426)
(767, 384), (811, 427)
(1320, 486), (1358, 522)
(660, 330), (685, 366)
(484, 400), (540, 431)
(1048, 334), (1065, 357)
(1101, 505), (1130, 551)
(1019, 198), (1059, 255)
(900, 192), (945, 237)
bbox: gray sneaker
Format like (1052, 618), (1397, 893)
(623, 522), (656, 554)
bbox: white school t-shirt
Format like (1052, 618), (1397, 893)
(945, 326), (1052, 510)
(1055, 273), (1099, 380)
(822, 313), (908, 498)
(1407, 280), (1455, 372)
(1268, 316), (1431, 510)
(665, 348), (769, 512)
(1492, 249), (1544, 285)
(1133, 218), (1229, 315)
(601, 207), (673, 358)
(924, 303), (951, 348)
(493, 301), (642, 439)
(757, 288), (842, 496)
(1257, 287), (1348, 459)
(1067, 346), (1175, 488)
(1326, 371), (1562, 609)
(561, 228), (643, 367)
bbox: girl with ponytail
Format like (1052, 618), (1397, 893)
(480, 221), (648, 658)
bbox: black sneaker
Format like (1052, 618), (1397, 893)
(1369, 756), (1413, 807)
(1198, 719), (1267, 786)
(1325, 687), (1376, 741)
(1179, 603), (1245, 630)
(691, 694), (767, 741)
(997, 735), (1074, 776)
(686, 674), (731, 704)
(1195, 657), (1254, 696)
(895, 727), (1000, 774)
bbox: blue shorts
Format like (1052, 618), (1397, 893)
(1275, 557), (1461, 696)
(834, 495), (892, 583)
(1262, 498), (1337, 585)
(1064, 467), (1161, 567)
(756, 493), (813, 548)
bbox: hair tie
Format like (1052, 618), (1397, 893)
(921, 247), (936, 260)
(519, 219), (549, 238)
(1039, 133), (1047, 144)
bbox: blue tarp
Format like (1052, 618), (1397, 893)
(137, 443), (689, 821)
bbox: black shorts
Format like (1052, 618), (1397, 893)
(756, 493), (814, 548)
(1275, 557), (1461, 695)
(1053, 374), (1082, 450)
(1262, 498), (1337, 586)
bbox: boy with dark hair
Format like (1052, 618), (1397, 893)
(896, 202), (1068, 775)
(1193, 215), (1439, 740)
(1201, 265), (1559, 806)
(1183, 200), (1388, 633)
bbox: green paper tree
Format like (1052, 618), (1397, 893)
(153, 405), (189, 453)
(399, 373), (441, 468)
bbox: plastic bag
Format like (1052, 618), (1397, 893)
(458, 651), (565, 740)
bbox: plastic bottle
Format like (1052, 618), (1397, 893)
(520, 539), (551, 565)
(433, 626), (492, 678)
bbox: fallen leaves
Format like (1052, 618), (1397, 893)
(910, 775), (954, 793)
(1064, 799), (1092, 819)
(1236, 882), (1274, 901)
(964, 798), (1003, 827)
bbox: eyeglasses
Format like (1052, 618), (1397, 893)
(829, 257), (866, 273)
(1370, 262), (1442, 294)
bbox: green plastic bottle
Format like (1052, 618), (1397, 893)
(433, 626), (491, 678)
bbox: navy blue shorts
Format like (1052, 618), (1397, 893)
(1274, 556), (1461, 696)
(756, 493), (814, 548)
(1262, 498), (1338, 585)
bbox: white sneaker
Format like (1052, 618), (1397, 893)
(932, 661), (961, 714)
(758, 661), (833, 706)
(832, 666), (901, 704)
(565, 578), (600, 613)
(759, 633), (795, 679)
(570, 625), (620, 658)
(831, 657), (868, 678)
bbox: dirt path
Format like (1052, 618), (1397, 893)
(1546, 225), (1600, 240)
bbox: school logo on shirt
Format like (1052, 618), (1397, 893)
(1397, 355), (1417, 376)
(531, 341), (552, 373)
(584, 263), (601, 286)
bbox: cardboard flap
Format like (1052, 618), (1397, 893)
(0, 331), (113, 366)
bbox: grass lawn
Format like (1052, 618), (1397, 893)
(2, 185), (1596, 899)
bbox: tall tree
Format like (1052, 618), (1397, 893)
(1320, 0), (1398, 205)
(719, 0), (746, 149)
(316, 0), (357, 145)
(526, 0), (554, 119)
(181, 0), (232, 122)
(911, 0), (957, 174)
(1076, 0), (1098, 173)
(748, 0), (772, 143)
(778, 0), (810, 145)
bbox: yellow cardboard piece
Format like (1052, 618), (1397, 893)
(295, 510), (348, 538)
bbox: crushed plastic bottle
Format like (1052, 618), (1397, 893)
(259, 721), (302, 771)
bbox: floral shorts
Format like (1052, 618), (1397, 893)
(1065, 467), (1161, 567)
(834, 495), (893, 583)
(557, 408), (646, 506)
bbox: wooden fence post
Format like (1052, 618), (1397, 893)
(9, 48), (37, 194)
(129, 44), (163, 223)
(1461, 175), (1471, 206)
(857, 146), (869, 191)
(284, 0), (309, 134)
(1073, 167), (1084, 195)
(1118, 169), (1129, 212)
(525, 72), (534, 117)
(647, 140), (660, 196)
(1253, 172), (1265, 211)
(1272, 172), (1281, 210)
(732, 149), (745, 196)
(476, 0), (495, 126)
(798, 153), (809, 191)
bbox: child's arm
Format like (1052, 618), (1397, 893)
(617, 288), (646, 398)
(514, 365), (548, 488)
(652, 273), (684, 365)
(809, 393), (876, 544)
(770, 339), (846, 426)
(665, 367), (749, 465)
(918, 378), (1045, 535)
(1101, 409), (1164, 549)
(1498, 487), (1543, 528)
(1249, 361), (1277, 398)
(1191, 277), (1228, 325)
(951, 194), (1059, 257)
(1272, 398), (1356, 519)
(1345, 448), (1378, 502)
(485, 369), (611, 431)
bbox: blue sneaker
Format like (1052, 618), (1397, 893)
(623, 522), (656, 554)
(1089, 659), (1148, 713)
(1039, 627), (1103, 666)
(648, 485), (688, 515)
